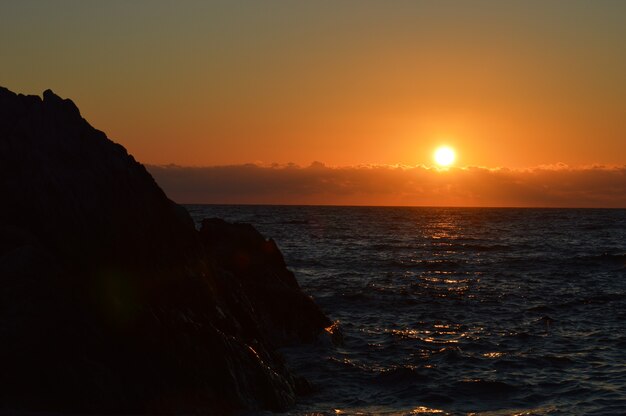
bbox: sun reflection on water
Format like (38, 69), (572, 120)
(411, 406), (445, 414)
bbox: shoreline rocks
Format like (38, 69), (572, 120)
(0, 86), (330, 414)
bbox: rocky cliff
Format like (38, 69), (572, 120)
(0, 87), (331, 414)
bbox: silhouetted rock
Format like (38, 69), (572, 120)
(0, 87), (330, 414)
(199, 218), (331, 345)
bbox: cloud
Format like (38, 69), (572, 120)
(147, 163), (626, 208)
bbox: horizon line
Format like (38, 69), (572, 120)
(149, 162), (626, 172)
(181, 202), (626, 210)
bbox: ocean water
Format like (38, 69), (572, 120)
(186, 205), (626, 415)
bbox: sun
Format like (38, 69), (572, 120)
(434, 146), (456, 167)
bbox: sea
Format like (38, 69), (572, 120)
(186, 205), (626, 416)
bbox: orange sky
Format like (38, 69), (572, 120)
(2, 1), (626, 206)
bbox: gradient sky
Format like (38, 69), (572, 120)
(2, 1), (626, 206)
(3, 0), (626, 168)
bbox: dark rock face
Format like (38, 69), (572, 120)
(0, 87), (330, 413)
(199, 218), (331, 345)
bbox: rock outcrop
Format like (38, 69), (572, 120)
(0, 87), (331, 414)
(199, 218), (332, 345)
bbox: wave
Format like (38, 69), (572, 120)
(453, 379), (519, 396)
(189, 205), (626, 414)
(569, 252), (626, 267)
(373, 366), (431, 385)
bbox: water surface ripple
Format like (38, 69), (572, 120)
(186, 206), (626, 415)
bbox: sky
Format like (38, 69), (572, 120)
(2, 1), (626, 206)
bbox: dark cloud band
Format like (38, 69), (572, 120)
(147, 163), (626, 208)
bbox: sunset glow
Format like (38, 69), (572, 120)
(434, 147), (456, 167)
(3, 3), (626, 413)
(3, 1), (626, 207)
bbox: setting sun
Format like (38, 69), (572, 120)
(434, 146), (456, 167)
